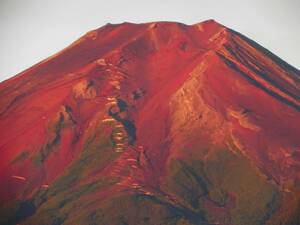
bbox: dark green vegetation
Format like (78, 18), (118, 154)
(1, 142), (287, 225)
(2, 127), (295, 225)
(164, 146), (280, 225)
(0, 118), (119, 225)
(62, 194), (198, 225)
(0, 200), (35, 225)
(265, 192), (300, 225)
(22, 121), (119, 225)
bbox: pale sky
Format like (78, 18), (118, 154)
(0, 0), (299, 82)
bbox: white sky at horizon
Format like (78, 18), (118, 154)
(0, 0), (299, 82)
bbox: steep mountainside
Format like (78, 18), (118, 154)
(0, 20), (300, 225)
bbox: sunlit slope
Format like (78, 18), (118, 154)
(0, 20), (299, 225)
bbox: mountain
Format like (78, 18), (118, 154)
(0, 20), (300, 225)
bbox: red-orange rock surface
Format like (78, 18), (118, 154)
(0, 20), (299, 225)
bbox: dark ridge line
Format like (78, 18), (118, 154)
(178, 160), (209, 195)
(217, 53), (300, 112)
(4, 200), (36, 225)
(224, 45), (300, 101)
(262, 192), (281, 224)
(138, 194), (207, 225)
(227, 42), (300, 97)
(229, 29), (300, 75)
(64, 105), (77, 125)
(0, 93), (27, 116)
(38, 112), (65, 164)
(116, 98), (128, 112)
(108, 101), (136, 145)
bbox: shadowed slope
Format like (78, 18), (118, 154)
(0, 20), (299, 225)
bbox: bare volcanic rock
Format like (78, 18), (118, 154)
(0, 20), (300, 225)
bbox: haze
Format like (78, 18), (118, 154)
(0, 0), (299, 82)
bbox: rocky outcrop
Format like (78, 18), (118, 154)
(0, 20), (299, 225)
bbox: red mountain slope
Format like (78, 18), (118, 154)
(0, 20), (300, 225)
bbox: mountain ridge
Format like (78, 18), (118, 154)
(0, 20), (299, 225)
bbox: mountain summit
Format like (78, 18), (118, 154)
(0, 20), (299, 225)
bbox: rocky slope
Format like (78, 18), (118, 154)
(0, 20), (300, 225)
